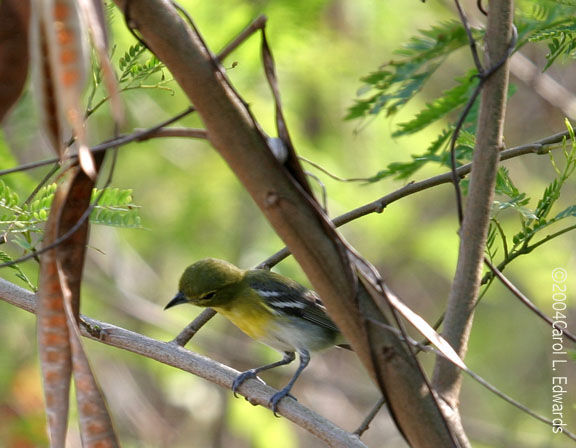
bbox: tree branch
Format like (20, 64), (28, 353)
(333, 133), (566, 226)
(0, 107), (197, 177)
(113, 2), (458, 445)
(257, 132), (569, 270)
(433, 0), (514, 406)
(0, 278), (366, 448)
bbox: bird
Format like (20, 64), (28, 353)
(164, 257), (347, 413)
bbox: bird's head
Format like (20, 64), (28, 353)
(165, 258), (244, 309)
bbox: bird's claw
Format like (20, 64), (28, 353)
(269, 388), (297, 416)
(232, 369), (264, 398)
(232, 371), (297, 416)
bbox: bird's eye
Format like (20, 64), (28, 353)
(200, 291), (216, 301)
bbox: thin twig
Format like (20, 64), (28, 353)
(136, 127), (207, 139)
(448, 80), (482, 222)
(216, 15), (268, 62)
(303, 170), (328, 212)
(0, 108), (197, 269)
(370, 319), (576, 442)
(299, 156), (372, 183)
(172, 308), (216, 346)
(252, 134), (569, 271)
(198, 134), (572, 344)
(483, 258), (576, 342)
(449, 0), (485, 223)
(454, 0), (483, 74)
(353, 396), (386, 436)
(420, 253), (576, 348)
(0, 107), (196, 178)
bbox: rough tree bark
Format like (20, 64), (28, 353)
(433, 0), (514, 444)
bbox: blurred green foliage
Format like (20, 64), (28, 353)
(0, 0), (575, 447)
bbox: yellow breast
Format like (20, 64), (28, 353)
(213, 301), (274, 342)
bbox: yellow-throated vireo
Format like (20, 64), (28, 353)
(164, 258), (347, 413)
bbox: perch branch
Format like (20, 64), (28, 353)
(0, 278), (366, 448)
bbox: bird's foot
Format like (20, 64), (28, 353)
(269, 387), (297, 416)
(232, 369), (265, 397)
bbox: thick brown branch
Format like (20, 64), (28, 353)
(113, 2), (457, 445)
(433, 0), (514, 407)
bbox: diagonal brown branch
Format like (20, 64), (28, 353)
(0, 278), (367, 448)
(113, 1), (458, 445)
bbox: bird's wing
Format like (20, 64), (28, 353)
(246, 270), (340, 333)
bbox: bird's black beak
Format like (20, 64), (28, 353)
(164, 292), (188, 310)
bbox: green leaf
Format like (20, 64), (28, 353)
(364, 128), (452, 182)
(0, 250), (36, 291)
(514, 1), (576, 76)
(511, 125), (576, 246)
(0, 182), (142, 240)
(0, 180), (21, 212)
(495, 167), (530, 203)
(12, 235), (34, 251)
(553, 205), (576, 220)
(493, 199), (537, 219)
(90, 188), (143, 228)
(346, 20), (473, 122)
(363, 124), (481, 182)
(393, 69), (479, 137)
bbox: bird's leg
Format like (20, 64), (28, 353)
(269, 349), (310, 415)
(232, 351), (296, 397)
